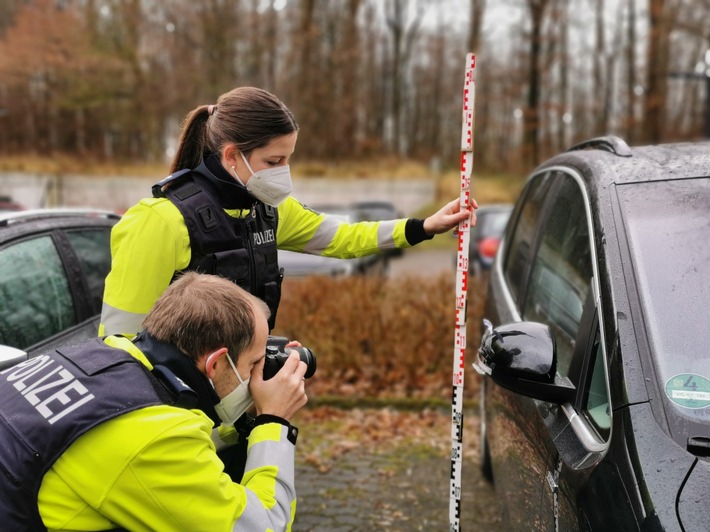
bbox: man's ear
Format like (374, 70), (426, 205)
(203, 347), (229, 379)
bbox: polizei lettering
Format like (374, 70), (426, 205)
(1, 355), (94, 424)
(253, 229), (275, 246)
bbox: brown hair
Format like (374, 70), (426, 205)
(142, 272), (270, 362)
(169, 87), (299, 173)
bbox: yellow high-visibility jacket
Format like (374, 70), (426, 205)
(101, 196), (413, 336)
(38, 335), (298, 532)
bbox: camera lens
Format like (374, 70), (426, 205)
(262, 345), (317, 380)
(285, 347), (317, 379)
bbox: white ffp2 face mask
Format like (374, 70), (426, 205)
(234, 152), (293, 206)
(213, 353), (253, 425)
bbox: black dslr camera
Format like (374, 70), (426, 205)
(263, 336), (317, 381)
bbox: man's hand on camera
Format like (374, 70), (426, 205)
(251, 353), (308, 421)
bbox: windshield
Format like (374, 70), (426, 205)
(618, 176), (710, 422)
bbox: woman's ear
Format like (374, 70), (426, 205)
(222, 144), (240, 168)
(203, 347), (229, 379)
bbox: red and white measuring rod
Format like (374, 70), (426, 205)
(449, 52), (475, 532)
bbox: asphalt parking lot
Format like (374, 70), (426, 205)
(293, 408), (502, 532)
(388, 248), (455, 278)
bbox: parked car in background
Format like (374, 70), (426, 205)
(277, 250), (360, 278)
(350, 200), (405, 258)
(0, 195), (24, 212)
(350, 200), (404, 221)
(279, 203), (389, 278)
(473, 136), (710, 531)
(466, 203), (512, 275)
(0, 209), (119, 369)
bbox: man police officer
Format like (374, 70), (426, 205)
(0, 272), (307, 531)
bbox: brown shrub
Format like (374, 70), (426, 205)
(273, 273), (488, 401)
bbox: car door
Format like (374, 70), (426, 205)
(516, 169), (612, 530)
(485, 168), (613, 530)
(0, 221), (114, 355)
(483, 170), (559, 529)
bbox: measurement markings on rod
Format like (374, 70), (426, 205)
(449, 52), (476, 532)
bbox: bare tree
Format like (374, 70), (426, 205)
(556, 0), (569, 152)
(523, 0), (550, 166)
(385, 0), (424, 154)
(290, 0), (320, 157)
(538, 0), (569, 156)
(592, 0), (606, 134)
(0, 0), (109, 154)
(1, 0), (707, 169)
(624, 0), (638, 142)
(642, 0), (673, 143)
(666, 0), (710, 139)
(262, 0), (281, 90)
(332, 0), (363, 158)
(359, 3), (386, 153)
(468, 0), (486, 54)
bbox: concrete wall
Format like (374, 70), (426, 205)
(0, 172), (436, 216)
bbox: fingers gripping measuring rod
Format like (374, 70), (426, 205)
(450, 52), (475, 532)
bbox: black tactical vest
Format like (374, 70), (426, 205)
(153, 163), (283, 329)
(0, 340), (197, 531)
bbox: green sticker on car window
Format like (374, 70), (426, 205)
(665, 374), (710, 409)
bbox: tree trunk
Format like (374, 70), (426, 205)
(293, 0), (318, 157)
(333, 0), (362, 158)
(557, 0), (569, 152)
(625, 0), (637, 142)
(593, 0), (606, 134)
(523, 0), (548, 166)
(468, 0), (486, 54)
(642, 0), (671, 143)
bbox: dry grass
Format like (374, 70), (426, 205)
(435, 169), (524, 205)
(0, 153), (167, 177)
(0, 153), (435, 179)
(274, 273), (488, 402)
(293, 156), (435, 180)
(0, 154), (524, 205)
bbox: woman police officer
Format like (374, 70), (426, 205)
(101, 86), (476, 338)
(99, 86), (476, 481)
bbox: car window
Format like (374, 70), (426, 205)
(0, 236), (76, 349)
(66, 228), (112, 313)
(503, 172), (556, 302)
(522, 174), (593, 376)
(582, 327), (610, 439)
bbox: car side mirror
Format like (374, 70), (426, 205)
(473, 320), (576, 404)
(0, 345), (28, 371)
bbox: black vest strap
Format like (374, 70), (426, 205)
(134, 332), (215, 420)
(152, 168), (192, 198)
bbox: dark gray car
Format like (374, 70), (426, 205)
(279, 204), (389, 277)
(0, 209), (119, 368)
(465, 203), (512, 276)
(473, 137), (710, 531)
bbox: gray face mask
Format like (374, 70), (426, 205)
(212, 353), (253, 425)
(232, 152), (293, 206)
